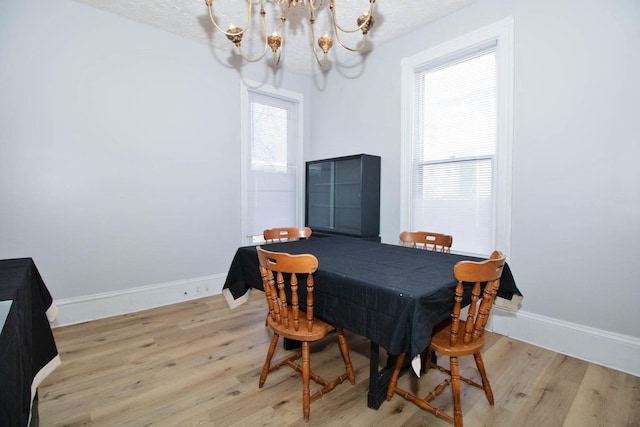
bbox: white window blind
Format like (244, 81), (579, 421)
(245, 90), (299, 238)
(411, 46), (497, 256)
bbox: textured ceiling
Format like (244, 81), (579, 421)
(73, 0), (476, 76)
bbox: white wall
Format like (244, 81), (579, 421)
(0, 0), (311, 316)
(309, 0), (640, 373)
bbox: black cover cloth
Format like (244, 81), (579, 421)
(224, 236), (521, 359)
(0, 258), (59, 426)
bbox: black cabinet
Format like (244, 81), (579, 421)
(305, 154), (380, 238)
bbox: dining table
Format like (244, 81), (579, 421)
(223, 235), (521, 409)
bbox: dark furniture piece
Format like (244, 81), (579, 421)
(305, 154), (380, 239)
(1, 258), (60, 426)
(223, 236), (521, 409)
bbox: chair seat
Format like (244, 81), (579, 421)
(429, 325), (486, 357)
(267, 311), (336, 342)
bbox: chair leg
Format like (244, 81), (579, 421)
(449, 356), (463, 427)
(336, 327), (355, 383)
(386, 352), (406, 401)
(259, 333), (279, 388)
(424, 347), (434, 374)
(302, 342), (311, 421)
(473, 352), (494, 405)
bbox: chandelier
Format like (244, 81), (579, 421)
(204, 0), (376, 67)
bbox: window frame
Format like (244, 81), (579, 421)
(400, 17), (514, 257)
(240, 81), (304, 245)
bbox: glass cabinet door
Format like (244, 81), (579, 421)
(333, 158), (362, 235)
(306, 161), (335, 230)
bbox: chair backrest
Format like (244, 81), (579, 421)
(263, 227), (312, 244)
(399, 231), (453, 253)
(256, 246), (318, 333)
(450, 251), (506, 347)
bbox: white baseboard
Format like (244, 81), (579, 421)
(52, 279), (640, 377)
(489, 307), (640, 377)
(51, 274), (227, 327)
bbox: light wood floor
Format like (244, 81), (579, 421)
(39, 291), (640, 427)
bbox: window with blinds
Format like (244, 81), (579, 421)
(243, 87), (302, 242)
(412, 48), (497, 256)
(401, 18), (514, 257)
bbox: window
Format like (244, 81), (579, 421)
(241, 82), (304, 245)
(400, 18), (514, 257)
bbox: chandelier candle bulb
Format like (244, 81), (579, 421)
(267, 32), (283, 56)
(318, 34), (333, 56)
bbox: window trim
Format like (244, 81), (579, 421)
(240, 81), (304, 245)
(400, 17), (514, 256)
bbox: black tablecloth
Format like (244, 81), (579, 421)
(0, 258), (60, 426)
(224, 236), (521, 359)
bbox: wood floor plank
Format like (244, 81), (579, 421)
(38, 292), (640, 426)
(468, 337), (559, 426)
(564, 363), (640, 427)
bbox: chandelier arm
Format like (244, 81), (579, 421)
(329, 0), (375, 34)
(332, 26), (368, 52)
(236, 45), (269, 62)
(309, 8), (329, 67)
(270, 1), (286, 65)
(206, 0), (253, 37)
(236, 3), (271, 63)
(308, 0), (325, 12)
(272, 49), (282, 65)
(207, 0), (273, 63)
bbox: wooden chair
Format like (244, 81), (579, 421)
(260, 227), (313, 327)
(256, 246), (355, 421)
(263, 227), (312, 243)
(386, 251), (506, 427)
(399, 231), (453, 253)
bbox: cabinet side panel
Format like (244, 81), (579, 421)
(360, 155), (381, 237)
